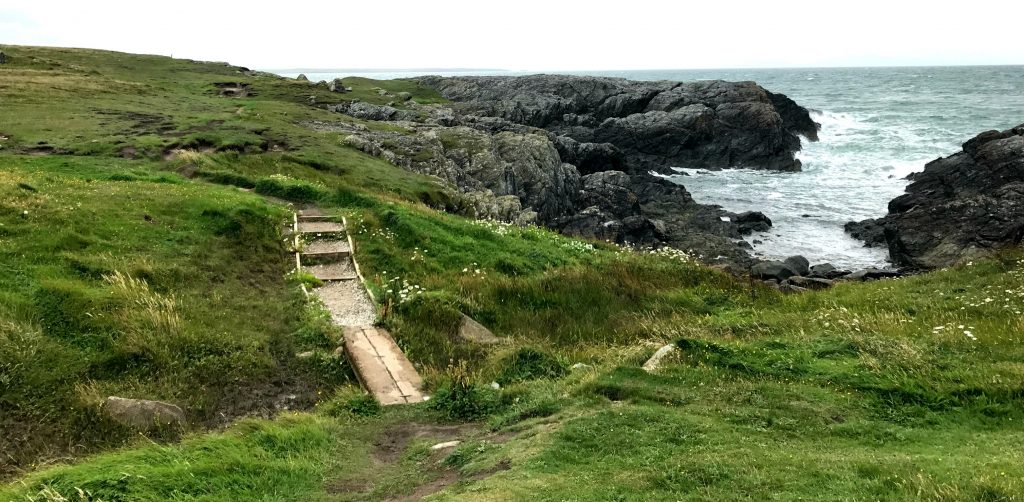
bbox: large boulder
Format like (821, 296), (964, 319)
(296, 73), (309, 82)
(751, 260), (799, 280)
(783, 255), (811, 276)
(0, 51), (7, 65)
(848, 124), (1024, 269)
(102, 397), (185, 431)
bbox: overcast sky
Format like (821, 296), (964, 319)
(1, 0), (1021, 71)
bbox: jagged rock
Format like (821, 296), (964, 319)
(849, 124), (1024, 269)
(551, 135), (625, 174)
(783, 255), (811, 276)
(296, 73), (309, 82)
(579, 171), (639, 218)
(344, 126), (579, 224)
(328, 101), (417, 122)
(844, 219), (887, 247)
(560, 206), (622, 242)
(733, 211), (772, 234)
(102, 396), (185, 431)
(751, 260), (798, 281)
(324, 74), (820, 271)
(414, 75), (818, 174)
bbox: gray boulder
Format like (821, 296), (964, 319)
(808, 263), (850, 279)
(789, 276), (834, 290)
(296, 73), (309, 82)
(783, 255), (811, 276)
(751, 260), (798, 280)
(845, 268), (903, 281)
(103, 397), (185, 431)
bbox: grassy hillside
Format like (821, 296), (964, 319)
(2, 45), (1023, 500)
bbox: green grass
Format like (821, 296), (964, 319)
(3, 45), (1024, 501)
(0, 155), (347, 478)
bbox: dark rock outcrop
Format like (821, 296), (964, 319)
(0, 51), (7, 65)
(843, 219), (887, 247)
(847, 124), (1024, 269)
(732, 211), (772, 235)
(320, 75), (819, 269)
(414, 75), (818, 174)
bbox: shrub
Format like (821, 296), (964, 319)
(254, 175), (326, 203)
(494, 348), (566, 385)
(195, 169), (257, 189)
(431, 360), (499, 421)
(318, 388), (381, 417)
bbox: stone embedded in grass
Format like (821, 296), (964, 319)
(431, 440), (461, 450)
(458, 314), (503, 345)
(642, 344), (677, 373)
(102, 396), (185, 432)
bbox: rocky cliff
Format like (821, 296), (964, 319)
(847, 123), (1024, 269)
(414, 75), (819, 173)
(322, 75), (819, 268)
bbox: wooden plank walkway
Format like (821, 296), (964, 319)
(343, 326), (425, 405)
(293, 211), (425, 405)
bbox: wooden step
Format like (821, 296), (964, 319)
(300, 249), (352, 265)
(297, 215), (337, 222)
(298, 221), (346, 234)
(343, 326), (425, 405)
(312, 272), (358, 282)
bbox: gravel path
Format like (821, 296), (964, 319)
(307, 261), (355, 279)
(314, 280), (376, 326)
(305, 239), (351, 254)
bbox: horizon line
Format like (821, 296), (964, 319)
(264, 62), (1024, 74)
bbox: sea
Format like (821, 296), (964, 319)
(278, 67), (1024, 269)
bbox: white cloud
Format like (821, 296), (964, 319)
(0, 0), (1020, 70)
